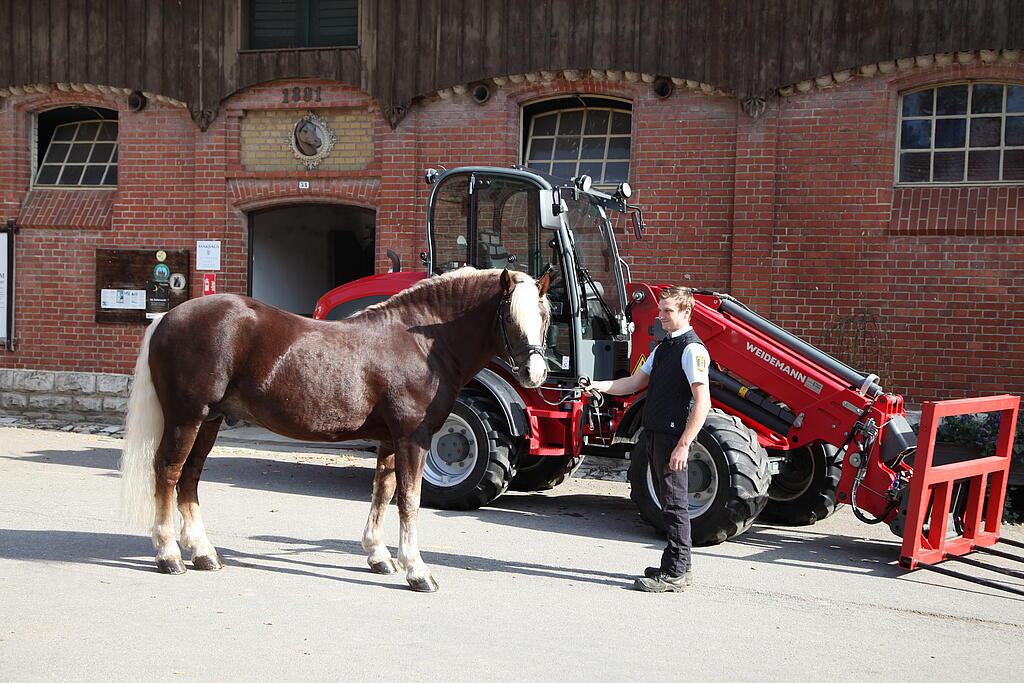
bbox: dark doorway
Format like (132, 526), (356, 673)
(248, 203), (375, 316)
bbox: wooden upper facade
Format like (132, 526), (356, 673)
(0, 0), (1021, 128)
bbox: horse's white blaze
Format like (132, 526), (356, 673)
(510, 278), (549, 385)
(120, 314), (166, 531)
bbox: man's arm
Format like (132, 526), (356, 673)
(668, 382), (711, 471)
(589, 369), (649, 396)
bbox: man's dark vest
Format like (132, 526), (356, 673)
(642, 329), (705, 436)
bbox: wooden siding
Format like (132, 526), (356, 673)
(0, 0), (1021, 128)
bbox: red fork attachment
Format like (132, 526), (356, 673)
(899, 394), (1021, 580)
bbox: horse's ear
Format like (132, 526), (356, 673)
(536, 270), (552, 297)
(500, 269), (516, 296)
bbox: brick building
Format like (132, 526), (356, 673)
(0, 1), (1022, 418)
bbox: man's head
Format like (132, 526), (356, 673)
(657, 286), (694, 333)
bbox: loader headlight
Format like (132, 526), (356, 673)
(616, 182), (632, 199)
(573, 174), (593, 192)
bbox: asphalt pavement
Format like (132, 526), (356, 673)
(1, 425), (1022, 681)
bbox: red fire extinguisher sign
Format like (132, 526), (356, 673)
(203, 272), (217, 295)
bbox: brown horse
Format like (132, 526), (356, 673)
(121, 268), (550, 592)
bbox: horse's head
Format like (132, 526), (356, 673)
(497, 269), (551, 388)
(295, 120), (322, 156)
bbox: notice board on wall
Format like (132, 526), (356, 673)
(95, 249), (190, 324)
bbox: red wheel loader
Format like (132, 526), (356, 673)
(314, 166), (1021, 590)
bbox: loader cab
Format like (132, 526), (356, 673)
(425, 166), (634, 383)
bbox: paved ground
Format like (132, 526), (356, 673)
(1, 425), (1023, 681)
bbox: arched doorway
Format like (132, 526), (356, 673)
(248, 203), (375, 316)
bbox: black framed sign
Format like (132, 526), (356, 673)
(0, 220), (15, 351)
(95, 249), (191, 324)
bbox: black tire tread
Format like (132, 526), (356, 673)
(628, 409), (771, 547)
(510, 453), (584, 491)
(759, 444), (843, 525)
(421, 392), (518, 510)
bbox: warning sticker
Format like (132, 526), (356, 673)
(633, 354), (647, 375)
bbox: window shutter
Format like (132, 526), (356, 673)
(309, 0), (358, 47)
(249, 0), (302, 50)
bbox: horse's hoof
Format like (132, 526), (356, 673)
(192, 554), (223, 571)
(156, 558), (187, 575)
(370, 559), (398, 575)
(408, 576), (439, 593)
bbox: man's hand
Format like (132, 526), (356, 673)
(668, 441), (690, 471)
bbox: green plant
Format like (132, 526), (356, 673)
(935, 407), (1024, 524)
(936, 409), (1024, 463)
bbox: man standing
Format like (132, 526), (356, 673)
(589, 286), (711, 593)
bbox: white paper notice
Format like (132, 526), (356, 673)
(196, 240), (221, 271)
(101, 289), (147, 310)
(0, 233), (7, 340)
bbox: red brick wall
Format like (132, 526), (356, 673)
(1, 63), (1022, 404)
(771, 61), (1024, 399)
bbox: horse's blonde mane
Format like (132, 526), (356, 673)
(354, 267), (542, 319)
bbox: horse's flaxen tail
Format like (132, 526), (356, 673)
(120, 314), (166, 531)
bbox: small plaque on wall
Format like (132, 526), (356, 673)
(95, 249), (190, 323)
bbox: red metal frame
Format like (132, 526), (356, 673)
(899, 394), (1020, 570)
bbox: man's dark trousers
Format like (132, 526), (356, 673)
(642, 430), (692, 576)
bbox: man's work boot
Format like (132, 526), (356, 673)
(643, 567), (693, 585)
(633, 572), (691, 593)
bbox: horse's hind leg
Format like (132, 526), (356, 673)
(395, 439), (438, 592)
(362, 443), (398, 574)
(152, 421), (202, 574)
(177, 417), (224, 571)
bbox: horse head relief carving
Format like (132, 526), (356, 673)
(120, 267), (551, 592)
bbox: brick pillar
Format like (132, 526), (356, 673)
(729, 100), (779, 316)
(374, 107), (423, 273)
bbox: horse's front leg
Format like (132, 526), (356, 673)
(362, 443), (399, 574)
(395, 439), (438, 593)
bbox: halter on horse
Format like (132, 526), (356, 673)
(121, 268), (551, 591)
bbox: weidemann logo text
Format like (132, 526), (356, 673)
(746, 342), (807, 383)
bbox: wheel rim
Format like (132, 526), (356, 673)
(645, 442), (719, 519)
(768, 447), (816, 502)
(424, 413), (478, 488)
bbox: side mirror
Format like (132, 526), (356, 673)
(387, 249), (402, 273)
(629, 207), (645, 239)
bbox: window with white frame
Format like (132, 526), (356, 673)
(35, 107), (118, 187)
(524, 98), (632, 186)
(898, 82), (1024, 184)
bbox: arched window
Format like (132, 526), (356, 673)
(523, 97), (632, 186)
(35, 107), (118, 187)
(897, 82), (1024, 184)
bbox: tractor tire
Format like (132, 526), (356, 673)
(510, 454), (584, 491)
(627, 410), (771, 546)
(421, 391), (518, 510)
(759, 444), (843, 526)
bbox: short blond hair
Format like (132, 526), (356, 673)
(659, 285), (694, 312)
